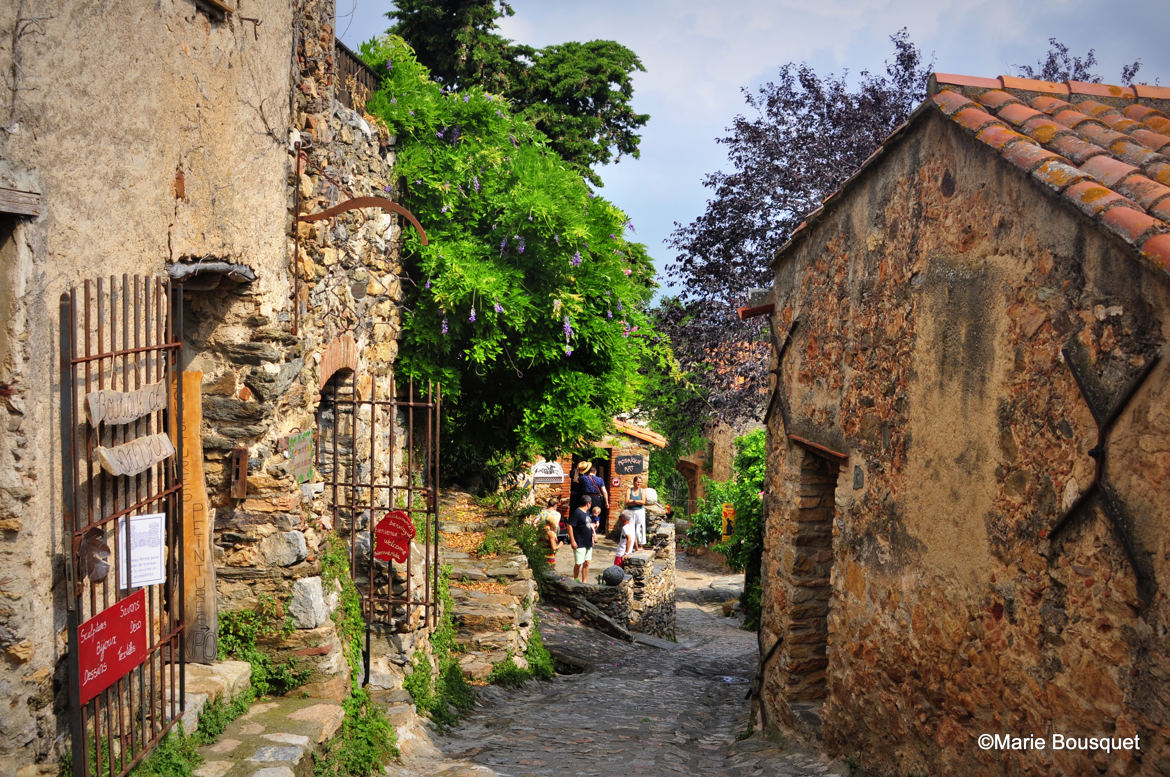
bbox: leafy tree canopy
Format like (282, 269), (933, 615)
(384, 0), (649, 186)
(665, 29), (931, 426)
(1015, 38), (1142, 85)
(360, 36), (660, 477)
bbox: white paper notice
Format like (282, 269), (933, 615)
(117, 512), (167, 588)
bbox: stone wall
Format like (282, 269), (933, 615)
(624, 523), (677, 639)
(761, 111), (1170, 776)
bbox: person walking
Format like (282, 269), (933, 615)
(625, 475), (647, 550)
(567, 495), (598, 583)
(575, 461), (609, 532)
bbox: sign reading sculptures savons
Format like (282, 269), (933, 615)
(77, 589), (148, 705)
(374, 510), (416, 564)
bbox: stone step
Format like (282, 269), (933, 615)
(193, 697), (345, 777)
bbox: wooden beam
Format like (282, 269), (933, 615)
(195, 0), (234, 14)
(0, 187), (41, 217)
(737, 302), (774, 320)
(788, 433), (847, 462)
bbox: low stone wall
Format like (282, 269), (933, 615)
(544, 524), (677, 640)
(624, 524), (676, 640)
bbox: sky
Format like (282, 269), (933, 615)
(337, 1), (1170, 297)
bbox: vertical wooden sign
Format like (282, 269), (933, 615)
(173, 372), (217, 663)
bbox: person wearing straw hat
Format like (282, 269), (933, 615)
(575, 460), (609, 533)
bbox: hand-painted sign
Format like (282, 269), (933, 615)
(374, 510), (416, 564)
(85, 381), (167, 426)
(613, 454), (644, 475)
(289, 430), (314, 484)
(532, 460), (565, 484)
(78, 589), (148, 705)
(94, 433), (176, 477)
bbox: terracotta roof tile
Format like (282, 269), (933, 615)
(1131, 128), (1170, 153)
(1047, 133), (1107, 165)
(977, 89), (1023, 111)
(1032, 159), (1090, 192)
(1021, 116), (1072, 145)
(1141, 233), (1170, 272)
(778, 73), (1170, 276)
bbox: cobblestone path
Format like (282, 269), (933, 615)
(387, 554), (847, 777)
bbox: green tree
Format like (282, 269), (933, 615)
(361, 36), (660, 478)
(385, 0), (649, 185)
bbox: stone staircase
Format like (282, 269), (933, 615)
(193, 696), (345, 777)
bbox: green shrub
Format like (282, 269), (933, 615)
(217, 595), (311, 697)
(403, 566), (475, 726)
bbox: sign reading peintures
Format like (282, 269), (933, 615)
(289, 430), (314, 484)
(78, 589), (148, 705)
(85, 381), (167, 426)
(94, 433), (176, 477)
(117, 512), (166, 589)
(613, 454), (644, 475)
(532, 460), (566, 484)
(374, 510), (416, 564)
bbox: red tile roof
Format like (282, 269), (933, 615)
(775, 74), (1170, 275)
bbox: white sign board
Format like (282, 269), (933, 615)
(532, 460), (566, 484)
(117, 512), (167, 589)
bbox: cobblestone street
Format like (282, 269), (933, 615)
(387, 554), (847, 777)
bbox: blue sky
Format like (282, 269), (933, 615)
(337, 1), (1169, 299)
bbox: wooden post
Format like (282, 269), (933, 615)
(172, 372), (217, 663)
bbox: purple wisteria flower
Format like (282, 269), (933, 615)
(516, 236), (525, 254)
(436, 130), (444, 139)
(626, 221), (636, 233)
(441, 204), (448, 213)
(617, 301), (623, 312)
(528, 215), (533, 222)
(570, 251), (582, 267)
(384, 184), (391, 192)
(564, 345), (573, 356)
(606, 310), (613, 319)
(390, 97), (397, 104)
(493, 301), (504, 314)
(469, 307), (476, 323)
(499, 237), (507, 255)
(450, 127), (461, 143)
(385, 59), (393, 71)
(441, 318), (448, 335)
(610, 233), (616, 240)
(509, 134), (518, 147)
(552, 299), (563, 314)
(425, 279), (431, 289)
(563, 315), (573, 338)
(553, 234), (560, 245)
(472, 176), (480, 193)
(464, 94), (470, 103)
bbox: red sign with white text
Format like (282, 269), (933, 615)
(374, 510), (416, 564)
(78, 589), (148, 704)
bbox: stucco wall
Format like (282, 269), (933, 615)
(762, 112), (1170, 776)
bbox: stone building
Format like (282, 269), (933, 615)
(757, 73), (1170, 776)
(0, 2), (435, 774)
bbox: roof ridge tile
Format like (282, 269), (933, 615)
(999, 75), (1070, 96)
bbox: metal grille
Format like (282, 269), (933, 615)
(317, 369), (440, 667)
(60, 276), (184, 777)
(334, 39), (381, 111)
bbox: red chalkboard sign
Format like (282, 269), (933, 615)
(78, 589), (148, 705)
(374, 510), (416, 564)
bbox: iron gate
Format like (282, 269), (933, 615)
(317, 369), (440, 673)
(60, 276), (185, 777)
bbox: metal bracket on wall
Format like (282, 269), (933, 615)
(764, 317), (799, 431)
(230, 447), (248, 500)
(1049, 343), (1160, 608)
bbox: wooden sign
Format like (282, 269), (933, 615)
(374, 510), (415, 564)
(532, 460), (565, 484)
(289, 430), (314, 484)
(78, 589), (147, 705)
(94, 433), (176, 477)
(85, 381), (167, 426)
(614, 454), (644, 475)
(173, 372), (217, 663)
